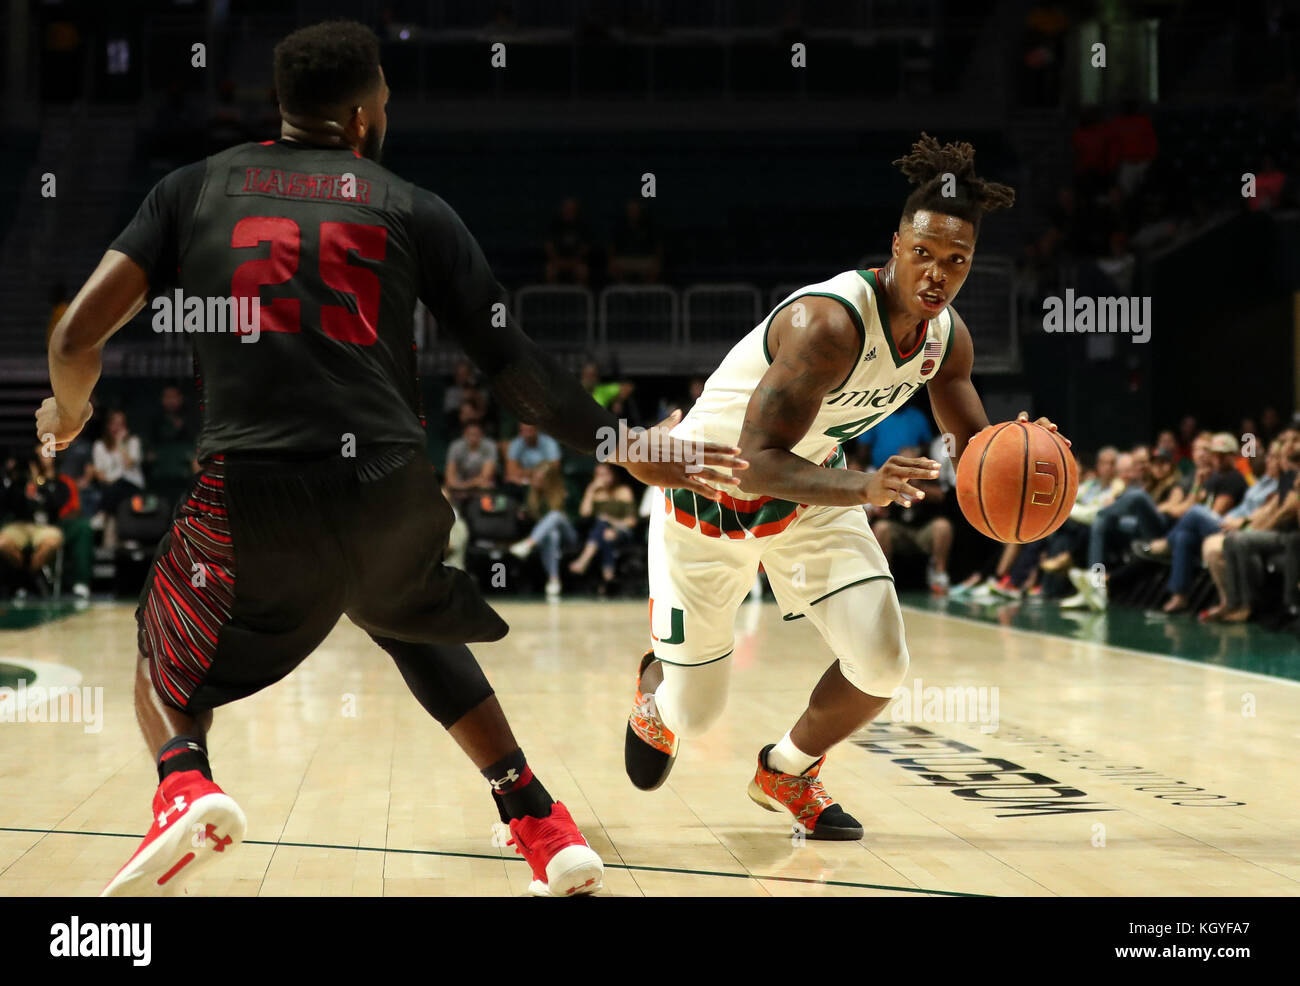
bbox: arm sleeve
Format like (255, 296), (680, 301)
(411, 189), (620, 456)
(109, 161), (206, 293)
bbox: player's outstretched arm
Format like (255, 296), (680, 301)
(442, 309), (743, 497)
(38, 250), (150, 450)
(736, 297), (938, 508)
(417, 190), (744, 498)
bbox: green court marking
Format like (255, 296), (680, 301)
(0, 825), (984, 897)
(0, 600), (80, 631)
(901, 591), (1300, 683)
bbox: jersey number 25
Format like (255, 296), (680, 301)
(230, 216), (388, 345)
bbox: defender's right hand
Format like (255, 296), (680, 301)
(613, 409), (748, 501)
(862, 455), (941, 508)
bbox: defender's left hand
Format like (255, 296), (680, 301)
(614, 409), (749, 500)
(35, 397), (93, 452)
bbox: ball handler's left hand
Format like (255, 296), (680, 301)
(1016, 410), (1071, 448)
(35, 397), (93, 452)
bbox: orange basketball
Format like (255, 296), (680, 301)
(956, 421), (1078, 543)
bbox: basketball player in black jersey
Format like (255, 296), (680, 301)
(37, 20), (745, 898)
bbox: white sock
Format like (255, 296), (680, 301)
(767, 730), (819, 775)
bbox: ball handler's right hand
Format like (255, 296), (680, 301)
(863, 454), (941, 508)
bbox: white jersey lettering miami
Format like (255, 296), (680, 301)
(665, 267), (955, 538)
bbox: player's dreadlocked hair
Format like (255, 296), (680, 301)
(893, 133), (1016, 237)
(274, 20), (382, 118)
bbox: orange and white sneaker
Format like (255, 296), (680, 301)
(503, 802), (604, 897)
(101, 769), (246, 897)
(747, 745), (864, 841)
(624, 651), (678, 790)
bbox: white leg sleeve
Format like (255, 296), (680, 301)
(653, 656), (732, 738)
(802, 578), (910, 698)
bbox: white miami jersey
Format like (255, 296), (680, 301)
(673, 267), (956, 497)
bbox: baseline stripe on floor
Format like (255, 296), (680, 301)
(0, 825), (986, 897)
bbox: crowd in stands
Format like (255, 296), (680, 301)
(1019, 97), (1295, 328)
(0, 385), (199, 601)
(867, 398), (1300, 637)
(437, 357), (647, 599)
(1020, 100), (1167, 311)
(0, 355), (668, 605)
(11, 351), (1300, 644)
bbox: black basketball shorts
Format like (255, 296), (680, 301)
(136, 448), (507, 712)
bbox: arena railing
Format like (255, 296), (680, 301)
(515, 284), (596, 352)
(597, 284), (682, 373)
(99, 261), (1019, 377)
(682, 283), (762, 349)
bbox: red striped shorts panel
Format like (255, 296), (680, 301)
(139, 456), (236, 709)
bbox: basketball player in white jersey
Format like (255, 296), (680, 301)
(626, 134), (1068, 838)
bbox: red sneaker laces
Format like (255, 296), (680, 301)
(508, 811), (582, 867)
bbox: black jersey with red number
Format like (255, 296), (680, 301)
(111, 139), (617, 461)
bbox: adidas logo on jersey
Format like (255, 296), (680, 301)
(863, 346), (878, 362)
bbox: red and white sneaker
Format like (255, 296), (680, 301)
(502, 802), (604, 897)
(747, 745), (864, 841)
(100, 769), (246, 897)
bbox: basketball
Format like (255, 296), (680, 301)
(956, 421), (1079, 543)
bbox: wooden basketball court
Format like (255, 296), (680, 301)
(2, 597), (1297, 897)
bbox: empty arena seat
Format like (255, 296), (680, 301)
(515, 285), (595, 350)
(949, 256), (1017, 372)
(683, 283), (762, 347)
(598, 285), (679, 366)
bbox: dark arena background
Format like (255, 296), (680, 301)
(0, 0), (1296, 954)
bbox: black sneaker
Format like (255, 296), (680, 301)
(624, 652), (679, 791)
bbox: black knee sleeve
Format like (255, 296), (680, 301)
(370, 636), (494, 728)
